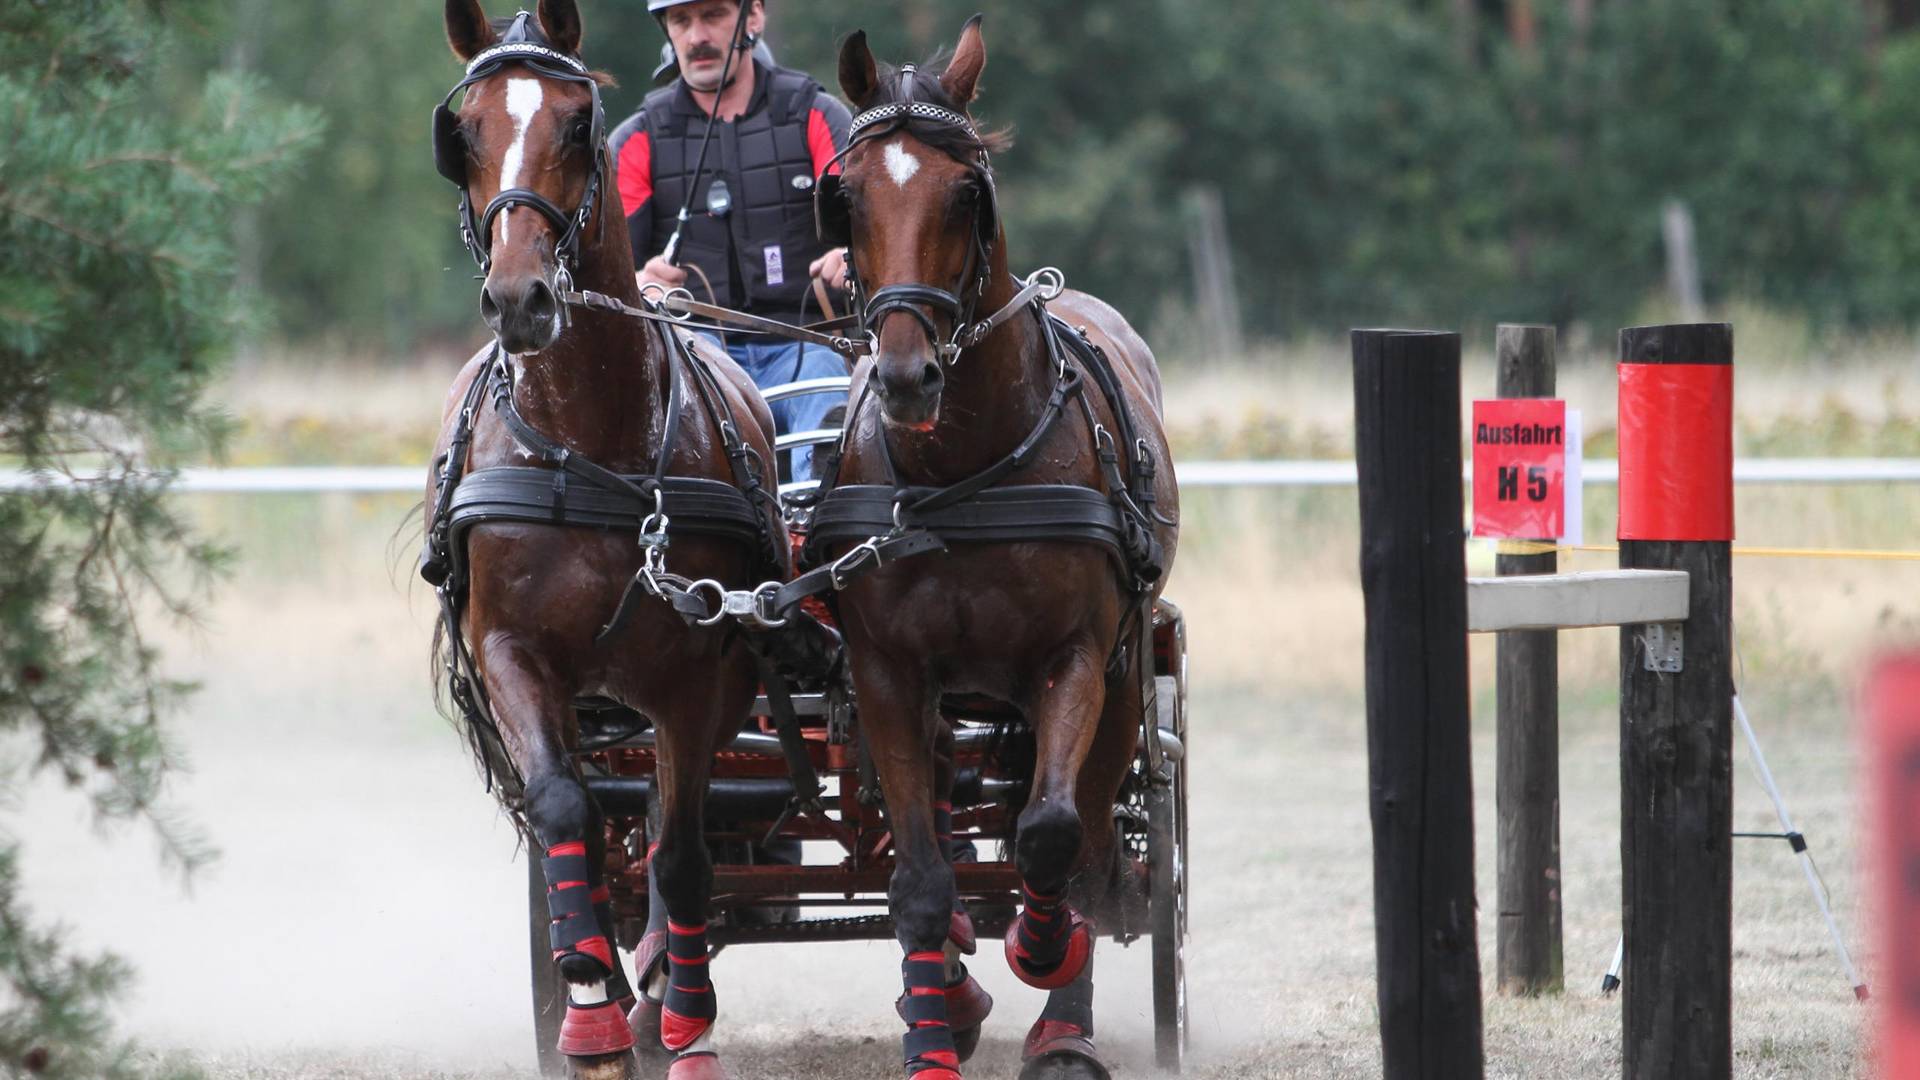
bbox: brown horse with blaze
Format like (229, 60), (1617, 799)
(425, 1), (782, 1077)
(820, 18), (1181, 1080)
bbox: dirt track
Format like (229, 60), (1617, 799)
(15, 489), (1877, 1078)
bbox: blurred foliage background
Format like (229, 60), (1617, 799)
(162, 0), (1920, 354)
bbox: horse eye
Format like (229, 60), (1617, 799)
(568, 118), (592, 145)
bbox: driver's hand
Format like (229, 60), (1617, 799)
(636, 255), (688, 293)
(809, 247), (850, 292)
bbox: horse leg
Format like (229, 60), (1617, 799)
(478, 646), (638, 1077)
(856, 663), (965, 1080)
(1020, 656), (1142, 1080)
(625, 848), (672, 1060)
(1004, 649), (1112, 1080)
(646, 682), (741, 1080)
(905, 723), (992, 1064)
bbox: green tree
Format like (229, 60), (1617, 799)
(0, 3), (319, 1076)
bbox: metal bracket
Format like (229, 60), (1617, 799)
(1640, 622), (1684, 673)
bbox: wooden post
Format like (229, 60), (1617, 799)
(1353, 329), (1485, 1080)
(1493, 325), (1563, 997)
(1617, 323), (1735, 1080)
(1868, 653), (1920, 1078)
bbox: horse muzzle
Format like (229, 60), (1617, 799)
(875, 349), (944, 430)
(481, 271), (563, 355)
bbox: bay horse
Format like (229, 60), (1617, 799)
(422, 3), (784, 1077)
(814, 20), (1180, 1080)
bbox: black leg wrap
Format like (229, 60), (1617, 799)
(543, 843), (614, 978)
(1013, 885), (1072, 972)
(656, 914), (715, 1055)
(1038, 957), (1095, 1034)
(902, 950), (960, 1075)
(594, 893), (635, 1003)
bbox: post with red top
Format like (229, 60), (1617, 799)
(1352, 329), (1485, 1080)
(1616, 323), (1735, 1080)
(1868, 654), (1920, 1079)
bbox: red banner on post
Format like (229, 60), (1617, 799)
(1472, 399), (1567, 540)
(1869, 654), (1920, 1079)
(1618, 363), (1734, 541)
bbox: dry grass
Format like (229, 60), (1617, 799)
(14, 348), (1909, 1076)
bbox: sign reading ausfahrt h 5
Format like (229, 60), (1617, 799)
(1472, 399), (1570, 541)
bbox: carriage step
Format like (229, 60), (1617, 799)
(710, 910), (1018, 946)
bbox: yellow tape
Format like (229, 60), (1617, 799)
(1490, 539), (1920, 562)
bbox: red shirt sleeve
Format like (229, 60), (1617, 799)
(807, 108), (841, 178)
(616, 129), (653, 217)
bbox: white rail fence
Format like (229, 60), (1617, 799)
(6, 458), (1920, 494)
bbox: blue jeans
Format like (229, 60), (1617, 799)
(700, 333), (848, 482)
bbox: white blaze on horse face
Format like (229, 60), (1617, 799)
(497, 78), (546, 243)
(884, 142), (922, 188)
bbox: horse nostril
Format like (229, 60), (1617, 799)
(919, 362), (943, 394)
(525, 278), (558, 325)
(479, 284), (503, 329)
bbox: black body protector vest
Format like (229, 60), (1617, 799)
(642, 64), (829, 322)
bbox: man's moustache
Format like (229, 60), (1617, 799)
(688, 48), (723, 62)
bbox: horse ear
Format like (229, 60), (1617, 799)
(941, 14), (986, 106)
(839, 30), (878, 109)
(446, 0), (496, 62)
(538, 0), (584, 56)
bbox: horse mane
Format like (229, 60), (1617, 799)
(866, 48), (1013, 158)
(483, 15), (617, 87)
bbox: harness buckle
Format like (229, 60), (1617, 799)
(829, 537), (886, 590)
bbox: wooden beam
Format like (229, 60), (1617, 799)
(1467, 570), (1689, 632)
(1493, 323), (1562, 998)
(1353, 329), (1485, 1080)
(1618, 322), (1735, 1080)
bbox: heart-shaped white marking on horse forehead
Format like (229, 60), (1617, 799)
(884, 142), (922, 188)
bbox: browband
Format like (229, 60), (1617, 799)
(848, 101), (976, 141)
(466, 40), (592, 78)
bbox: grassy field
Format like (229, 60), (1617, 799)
(14, 344), (1919, 1077)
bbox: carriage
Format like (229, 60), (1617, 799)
(522, 376), (1192, 1076)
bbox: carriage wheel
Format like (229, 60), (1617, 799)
(528, 853), (568, 1078)
(1148, 672), (1189, 1072)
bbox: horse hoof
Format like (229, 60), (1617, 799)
(1003, 913), (1093, 991)
(666, 1052), (730, 1080)
(626, 996), (669, 1060)
(564, 1049), (640, 1080)
(951, 1023), (983, 1064)
(1019, 1021), (1110, 1080)
(560, 1001), (637, 1057)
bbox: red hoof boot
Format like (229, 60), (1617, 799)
(628, 931), (669, 1055)
(948, 909), (977, 955)
(667, 1051), (730, 1080)
(1020, 1021), (1111, 1080)
(908, 1071), (963, 1080)
(1004, 911), (1093, 991)
(558, 1000), (636, 1057)
(660, 1008), (714, 1054)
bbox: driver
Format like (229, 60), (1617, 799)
(610, 0), (852, 482)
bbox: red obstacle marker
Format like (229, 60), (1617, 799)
(1868, 653), (1920, 1078)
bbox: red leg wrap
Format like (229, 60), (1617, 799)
(558, 1000), (636, 1057)
(1003, 908), (1093, 991)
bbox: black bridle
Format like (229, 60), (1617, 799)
(817, 65), (1001, 365)
(432, 13), (607, 288)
